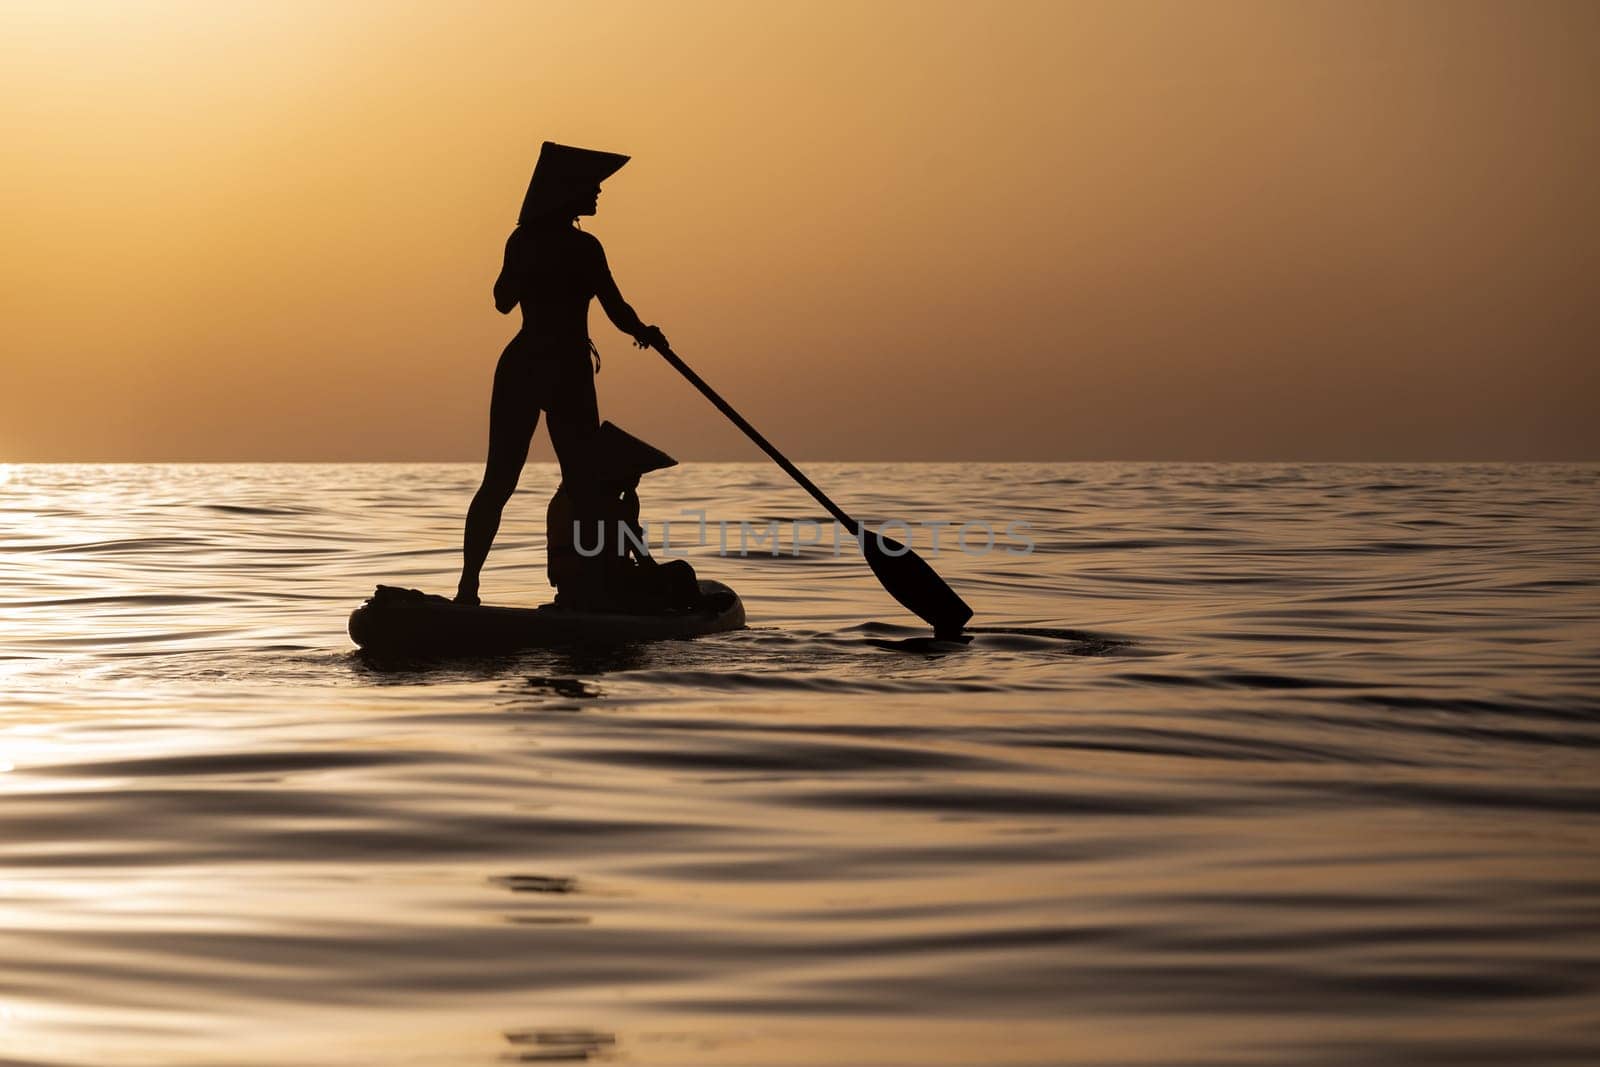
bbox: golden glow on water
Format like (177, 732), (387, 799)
(1, 463), (1598, 1064)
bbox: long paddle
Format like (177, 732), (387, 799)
(653, 343), (973, 637)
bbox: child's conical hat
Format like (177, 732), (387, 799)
(589, 421), (677, 481)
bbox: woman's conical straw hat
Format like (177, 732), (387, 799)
(518, 141), (630, 222)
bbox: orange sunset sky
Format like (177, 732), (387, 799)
(3, 1), (1596, 461)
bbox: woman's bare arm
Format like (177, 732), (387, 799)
(492, 230), (521, 315)
(591, 238), (665, 348)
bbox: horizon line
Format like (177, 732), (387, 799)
(5, 458), (1598, 466)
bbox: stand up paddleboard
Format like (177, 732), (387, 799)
(349, 580), (744, 657)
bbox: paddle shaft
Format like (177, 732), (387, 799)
(655, 342), (974, 635)
(654, 344), (860, 535)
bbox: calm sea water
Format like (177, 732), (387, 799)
(2, 462), (1598, 1066)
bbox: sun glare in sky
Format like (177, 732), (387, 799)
(3, 1), (1597, 461)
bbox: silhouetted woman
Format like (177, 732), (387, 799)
(456, 142), (666, 605)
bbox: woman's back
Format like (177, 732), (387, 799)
(495, 225), (605, 346)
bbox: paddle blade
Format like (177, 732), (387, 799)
(862, 534), (974, 637)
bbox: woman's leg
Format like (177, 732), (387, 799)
(457, 355), (540, 604)
(544, 351), (602, 483)
(543, 354), (604, 601)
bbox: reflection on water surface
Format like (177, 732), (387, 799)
(1, 462), (1598, 1065)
